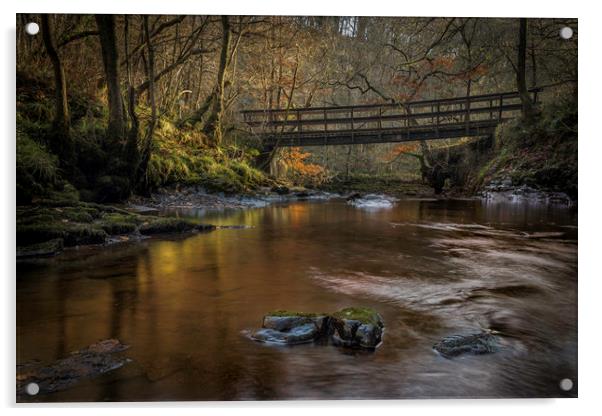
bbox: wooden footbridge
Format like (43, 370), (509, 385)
(242, 88), (542, 147)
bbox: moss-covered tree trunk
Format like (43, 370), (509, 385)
(203, 16), (231, 146)
(95, 15), (126, 142)
(41, 15), (73, 165)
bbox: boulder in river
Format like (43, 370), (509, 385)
(331, 307), (384, 349)
(251, 307), (384, 349)
(433, 332), (499, 358)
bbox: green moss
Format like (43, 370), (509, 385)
(473, 98), (577, 197)
(332, 307), (383, 326)
(98, 221), (137, 235)
(16, 131), (60, 204)
(267, 310), (325, 318)
(145, 117), (269, 193)
(97, 212), (141, 235)
(17, 222), (107, 247)
(16, 202), (141, 246)
(138, 217), (200, 235)
(17, 238), (64, 258)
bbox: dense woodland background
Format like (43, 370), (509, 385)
(16, 15), (578, 203)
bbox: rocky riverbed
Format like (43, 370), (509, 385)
(481, 177), (574, 205)
(127, 185), (343, 211)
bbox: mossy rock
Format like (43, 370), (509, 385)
(97, 212), (141, 235)
(267, 310), (324, 318)
(332, 307), (384, 327)
(16, 201), (216, 254)
(17, 238), (64, 258)
(17, 222), (107, 247)
(252, 307), (384, 349)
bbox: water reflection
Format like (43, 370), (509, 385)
(17, 199), (577, 401)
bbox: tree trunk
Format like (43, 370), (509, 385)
(95, 14), (126, 142)
(136, 15), (158, 191)
(203, 15), (232, 146)
(41, 14), (72, 163)
(123, 15), (140, 180)
(517, 18), (535, 121)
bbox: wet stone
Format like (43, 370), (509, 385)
(16, 339), (130, 398)
(433, 332), (499, 358)
(253, 323), (319, 345)
(252, 308), (384, 349)
(331, 308), (384, 349)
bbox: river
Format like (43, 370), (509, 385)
(16, 197), (578, 401)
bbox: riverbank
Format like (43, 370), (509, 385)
(318, 175), (435, 198)
(17, 173), (575, 259)
(16, 200), (214, 259)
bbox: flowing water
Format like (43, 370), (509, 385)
(16, 198), (577, 401)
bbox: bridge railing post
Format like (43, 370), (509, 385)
(323, 109), (327, 145)
(406, 104), (410, 141)
(297, 109), (302, 145)
(498, 94), (503, 120)
(465, 97), (470, 135)
(378, 106), (383, 140)
(350, 108), (355, 143)
(436, 102), (440, 138)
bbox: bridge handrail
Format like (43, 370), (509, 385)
(241, 87), (543, 116)
(245, 103), (524, 128)
(268, 119), (502, 138)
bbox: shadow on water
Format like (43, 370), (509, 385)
(17, 198), (577, 401)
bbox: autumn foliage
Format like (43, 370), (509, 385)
(282, 147), (328, 185)
(384, 143), (421, 162)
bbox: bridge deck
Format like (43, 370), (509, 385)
(241, 89), (541, 147)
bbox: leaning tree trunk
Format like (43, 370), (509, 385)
(41, 14), (73, 164)
(517, 18), (535, 122)
(95, 14), (126, 142)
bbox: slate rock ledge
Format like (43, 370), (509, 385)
(251, 307), (384, 349)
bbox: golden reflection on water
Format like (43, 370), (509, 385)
(17, 199), (577, 401)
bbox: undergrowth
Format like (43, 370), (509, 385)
(471, 96), (577, 198)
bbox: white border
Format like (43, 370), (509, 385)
(2, 1), (600, 414)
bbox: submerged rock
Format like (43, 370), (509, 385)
(331, 307), (384, 349)
(17, 238), (63, 258)
(251, 307), (384, 349)
(253, 323), (320, 345)
(16, 339), (130, 398)
(433, 332), (499, 358)
(347, 194), (397, 209)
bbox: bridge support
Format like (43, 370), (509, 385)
(255, 144), (276, 175)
